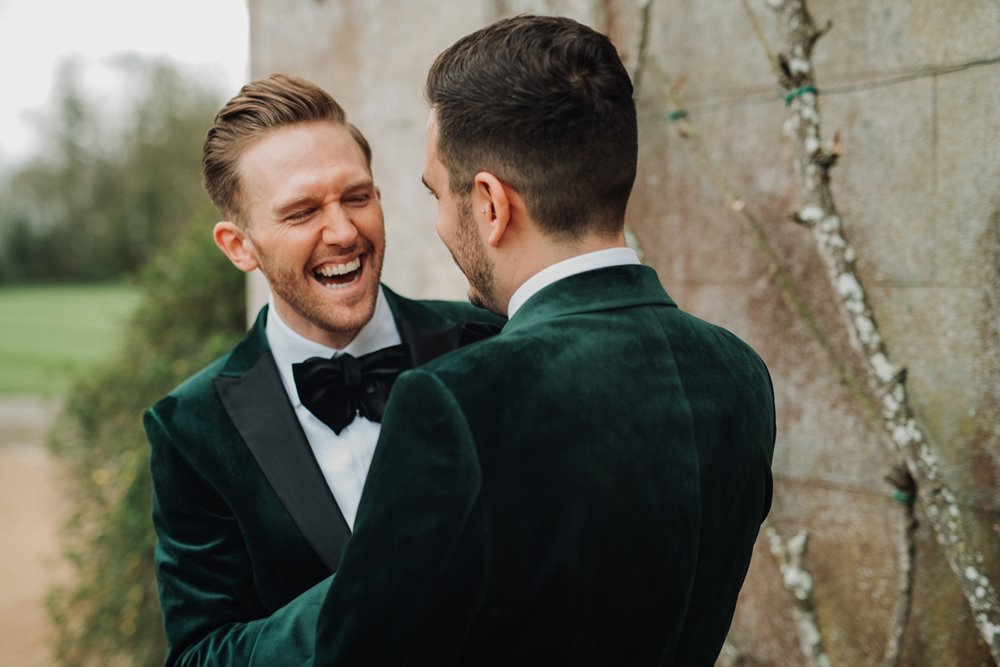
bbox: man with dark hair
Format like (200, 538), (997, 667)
(144, 73), (499, 665)
(315, 15), (775, 666)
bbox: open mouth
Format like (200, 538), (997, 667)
(313, 257), (363, 289)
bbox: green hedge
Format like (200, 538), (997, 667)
(47, 209), (246, 666)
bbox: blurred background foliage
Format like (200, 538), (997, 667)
(0, 55), (246, 664)
(47, 216), (244, 665)
(0, 56), (222, 284)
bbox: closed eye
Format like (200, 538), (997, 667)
(285, 208), (317, 222)
(421, 176), (438, 199)
(344, 194), (372, 206)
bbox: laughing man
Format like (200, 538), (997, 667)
(143, 74), (500, 666)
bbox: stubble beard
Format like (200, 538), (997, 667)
(453, 196), (500, 313)
(257, 242), (384, 340)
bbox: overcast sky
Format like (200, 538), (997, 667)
(0, 0), (249, 164)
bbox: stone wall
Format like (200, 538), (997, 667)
(246, 0), (495, 306)
(247, 1), (1000, 663)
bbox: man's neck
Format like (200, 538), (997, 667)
(266, 288), (397, 356)
(269, 300), (361, 350)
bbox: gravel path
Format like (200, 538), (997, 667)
(0, 396), (68, 666)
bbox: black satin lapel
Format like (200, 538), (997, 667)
(395, 317), (465, 367)
(214, 354), (351, 572)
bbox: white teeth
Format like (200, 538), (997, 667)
(316, 258), (361, 277)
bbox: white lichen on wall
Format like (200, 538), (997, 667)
(767, 527), (832, 667)
(769, 0), (1000, 659)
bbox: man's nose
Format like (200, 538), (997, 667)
(320, 206), (359, 246)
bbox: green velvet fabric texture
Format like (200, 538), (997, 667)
(316, 264), (776, 666)
(145, 288), (500, 666)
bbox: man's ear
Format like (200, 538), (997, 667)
(213, 221), (259, 272)
(473, 171), (513, 247)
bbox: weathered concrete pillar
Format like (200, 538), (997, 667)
(245, 0), (501, 315)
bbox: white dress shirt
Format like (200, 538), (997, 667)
(507, 246), (641, 318)
(265, 287), (401, 529)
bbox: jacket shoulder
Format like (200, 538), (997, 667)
(383, 286), (505, 328)
(148, 308), (269, 415)
(145, 351), (233, 426)
(670, 308), (769, 373)
(416, 298), (504, 324)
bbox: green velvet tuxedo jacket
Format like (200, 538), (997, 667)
(144, 287), (500, 666)
(315, 264), (776, 666)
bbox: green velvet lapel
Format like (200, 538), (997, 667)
(213, 306), (351, 572)
(504, 263), (675, 334)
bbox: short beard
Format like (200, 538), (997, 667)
(453, 195), (500, 313)
(254, 234), (383, 340)
(269, 264), (379, 334)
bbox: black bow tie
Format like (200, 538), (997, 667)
(292, 344), (412, 435)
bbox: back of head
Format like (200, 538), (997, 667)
(426, 15), (637, 239)
(202, 73), (372, 224)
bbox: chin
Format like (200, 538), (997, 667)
(466, 289), (499, 315)
(467, 291), (486, 309)
(326, 291), (376, 325)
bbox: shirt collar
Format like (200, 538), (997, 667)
(506, 246), (640, 318)
(266, 286), (402, 407)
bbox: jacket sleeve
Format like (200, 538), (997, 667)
(314, 369), (488, 666)
(145, 406), (328, 667)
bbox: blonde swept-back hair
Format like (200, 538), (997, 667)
(202, 73), (373, 225)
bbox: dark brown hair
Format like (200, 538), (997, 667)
(202, 73), (372, 224)
(425, 15), (637, 238)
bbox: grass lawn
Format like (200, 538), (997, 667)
(0, 283), (140, 396)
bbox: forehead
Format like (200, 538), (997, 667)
(239, 121), (370, 199)
(425, 109), (438, 138)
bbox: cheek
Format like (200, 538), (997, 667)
(364, 213), (386, 251)
(434, 211), (456, 245)
(435, 198), (461, 235)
